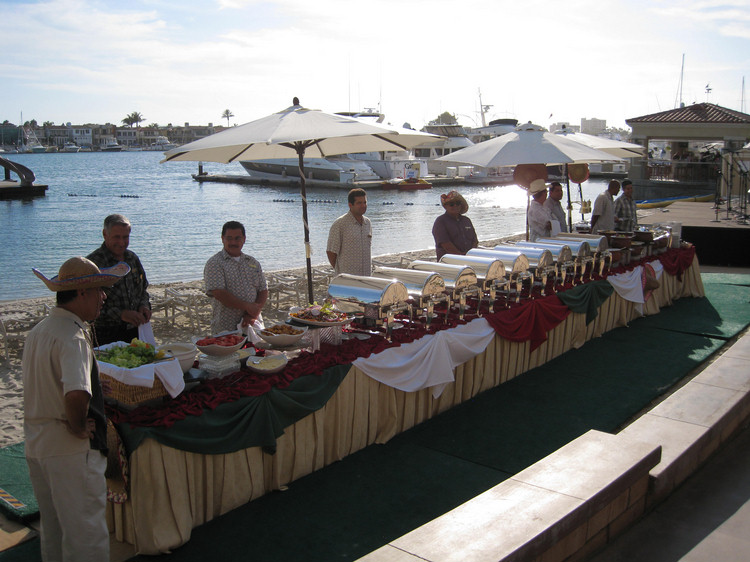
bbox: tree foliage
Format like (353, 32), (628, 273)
(221, 109), (234, 126)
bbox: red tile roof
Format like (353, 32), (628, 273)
(626, 103), (750, 125)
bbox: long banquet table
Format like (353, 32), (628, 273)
(106, 248), (704, 554)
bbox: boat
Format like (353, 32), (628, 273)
(636, 193), (715, 209)
(61, 142), (80, 153)
(101, 140), (124, 152)
(0, 156), (48, 199)
(146, 136), (177, 151)
(382, 178), (433, 190)
(240, 155), (381, 183)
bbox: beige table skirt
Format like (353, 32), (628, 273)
(107, 257), (704, 554)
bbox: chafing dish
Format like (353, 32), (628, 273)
(439, 254), (509, 313)
(494, 244), (555, 296)
(407, 261), (479, 319)
(467, 248), (532, 302)
(536, 238), (595, 279)
(327, 274), (410, 339)
(372, 266), (448, 326)
(514, 241), (575, 286)
(552, 234), (611, 274)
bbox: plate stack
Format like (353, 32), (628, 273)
(198, 353), (241, 378)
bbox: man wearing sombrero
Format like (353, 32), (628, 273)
(432, 190), (478, 260)
(23, 257), (129, 561)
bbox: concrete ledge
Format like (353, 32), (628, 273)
(358, 430), (660, 562)
(618, 334), (750, 505)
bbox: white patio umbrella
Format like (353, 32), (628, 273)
(435, 125), (625, 236)
(554, 130), (646, 159)
(162, 99), (443, 302)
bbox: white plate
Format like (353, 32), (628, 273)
(342, 333), (371, 341)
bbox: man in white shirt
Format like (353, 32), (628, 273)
(327, 188), (372, 276)
(590, 180), (621, 232)
(527, 179), (552, 242)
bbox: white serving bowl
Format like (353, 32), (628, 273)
(257, 323), (308, 347)
(246, 353), (288, 374)
(157, 342), (198, 373)
(192, 331), (247, 357)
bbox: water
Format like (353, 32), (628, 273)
(1, 151), (614, 301)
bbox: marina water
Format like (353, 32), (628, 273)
(1, 151), (614, 301)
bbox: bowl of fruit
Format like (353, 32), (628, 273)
(192, 331), (247, 357)
(257, 323), (308, 347)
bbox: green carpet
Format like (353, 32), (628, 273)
(0, 443), (37, 523)
(634, 285), (750, 339)
(700, 273), (750, 287)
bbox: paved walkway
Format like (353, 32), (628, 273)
(588, 420), (750, 561)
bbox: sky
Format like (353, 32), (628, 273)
(1, 0), (749, 132)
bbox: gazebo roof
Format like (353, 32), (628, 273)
(627, 103), (750, 125)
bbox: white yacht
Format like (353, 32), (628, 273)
(101, 140), (123, 152)
(146, 136), (177, 151)
(61, 142), (81, 153)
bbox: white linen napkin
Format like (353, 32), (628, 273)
(138, 322), (156, 346)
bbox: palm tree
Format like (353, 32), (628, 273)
(221, 109), (234, 126)
(129, 112), (145, 128)
(122, 115), (134, 127)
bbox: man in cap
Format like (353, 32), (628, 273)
(614, 179), (638, 232)
(590, 180), (621, 232)
(204, 220), (268, 334)
(527, 179), (553, 242)
(87, 214), (151, 345)
(327, 188), (372, 276)
(432, 190), (478, 260)
(23, 257), (129, 562)
(544, 181), (567, 233)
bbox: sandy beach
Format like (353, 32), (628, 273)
(0, 236), (520, 448)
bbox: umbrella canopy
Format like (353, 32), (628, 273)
(554, 131), (646, 159)
(435, 126), (625, 168)
(161, 100), (443, 303)
(161, 104), (441, 164)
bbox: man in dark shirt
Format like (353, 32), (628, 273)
(432, 191), (478, 260)
(87, 214), (151, 344)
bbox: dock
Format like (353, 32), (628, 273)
(190, 172), (502, 189)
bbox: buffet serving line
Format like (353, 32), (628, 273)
(104, 235), (703, 554)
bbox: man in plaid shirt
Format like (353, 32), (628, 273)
(87, 214), (151, 344)
(614, 179), (638, 232)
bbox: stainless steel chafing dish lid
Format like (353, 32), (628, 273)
(407, 261), (478, 289)
(551, 233), (608, 252)
(467, 248), (530, 274)
(371, 266), (446, 297)
(514, 241), (573, 264)
(439, 254), (505, 282)
(327, 274), (409, 309)
(492, 244), (554, 269)
(535, 238), (592, 258)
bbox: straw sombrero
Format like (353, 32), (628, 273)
(440, 191), (469, 214)
(33, 257), (130, 292)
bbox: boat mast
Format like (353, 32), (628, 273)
(674, 54), (685, 108)
(478, 88), (492, 127)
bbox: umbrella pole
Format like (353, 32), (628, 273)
(564, 164), (573, 232)
(297, 149), (315, 304)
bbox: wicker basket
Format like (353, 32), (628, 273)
(101, 372), (169, 406)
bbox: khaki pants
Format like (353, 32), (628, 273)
(27, 450), (109, 562)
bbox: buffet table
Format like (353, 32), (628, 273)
(106, 248), (704, 554)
